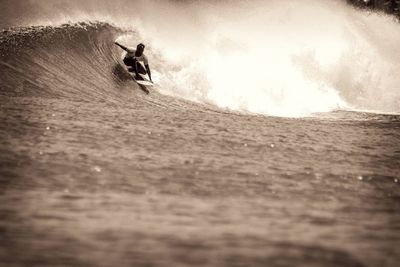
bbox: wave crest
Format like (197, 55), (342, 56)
(1, 0), (400, 117)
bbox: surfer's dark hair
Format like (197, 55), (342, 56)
(137, 43), (145, 49)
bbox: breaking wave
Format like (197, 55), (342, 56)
(1, 0), (400, 117)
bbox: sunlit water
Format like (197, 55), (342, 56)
(1, 1), (400, 266)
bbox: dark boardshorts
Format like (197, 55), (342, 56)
(123, 57), (147, 75)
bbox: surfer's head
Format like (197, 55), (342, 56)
(136, 43), (145, 56)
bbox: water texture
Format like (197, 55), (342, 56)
(0, 1), (399, 266)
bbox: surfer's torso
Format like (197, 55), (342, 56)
(125, 48), (149, 65)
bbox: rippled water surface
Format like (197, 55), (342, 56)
(1, 93), (400, 267)
(0, 19), (399, 267)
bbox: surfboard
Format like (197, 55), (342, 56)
(132, 74), (154, 86)
(130, 73), (150, 94)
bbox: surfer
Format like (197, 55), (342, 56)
(115, 42), (152, 82)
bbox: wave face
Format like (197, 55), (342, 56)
(0, 23), (131, 103)
(1, 0), (400, 117)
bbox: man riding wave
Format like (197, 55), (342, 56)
(115, 41), (152, 83)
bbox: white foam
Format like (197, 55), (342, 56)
(140, 0), (400, 117)
(8, 0), (400, 117)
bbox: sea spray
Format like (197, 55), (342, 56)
(2, 0), (400, 117)
(141, 0), (400, 116)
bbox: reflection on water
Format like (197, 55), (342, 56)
(0, 93), (399, 266)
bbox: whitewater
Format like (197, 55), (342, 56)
(0, 0), (399, 267)
(2, 0), (400, 116)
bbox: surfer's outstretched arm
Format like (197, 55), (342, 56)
(145, 64), (152, 82)
(114, 41), (128, 51)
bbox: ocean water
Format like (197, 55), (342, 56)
(0, 1), (399, 266)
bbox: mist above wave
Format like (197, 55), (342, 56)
(2, 0), (400, 117)
(142, 0), (400, 117)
